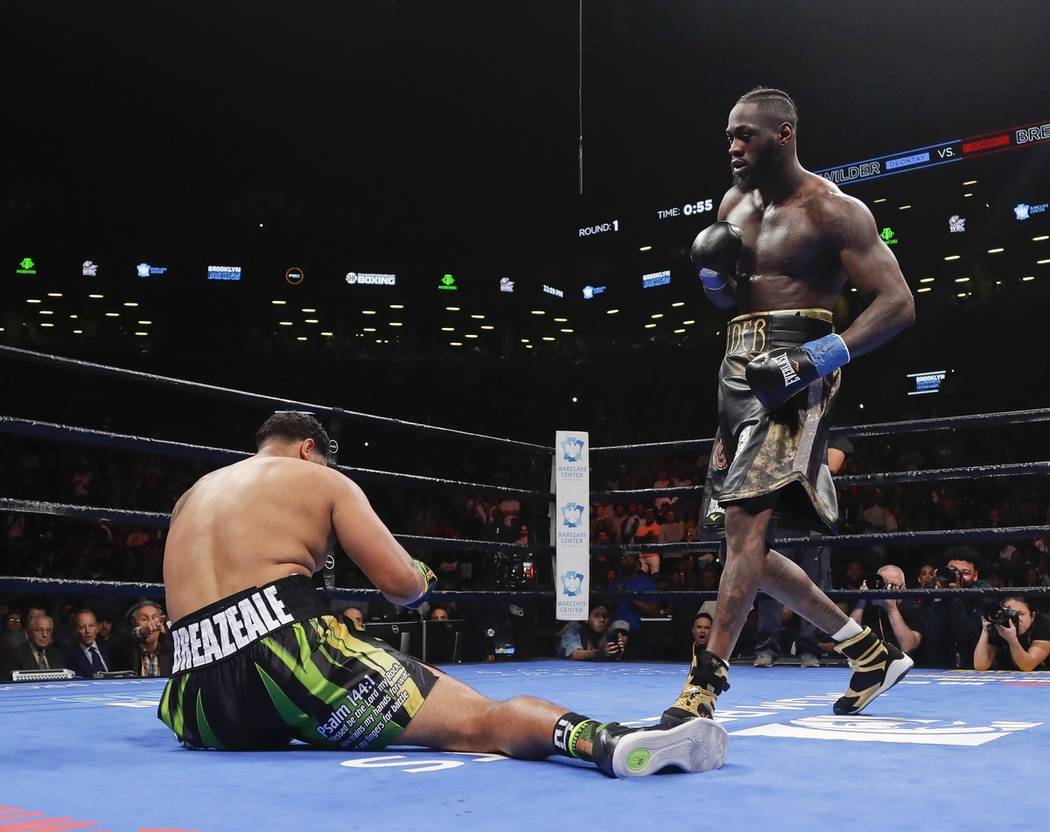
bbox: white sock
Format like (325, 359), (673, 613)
(831, 619), (864, 642)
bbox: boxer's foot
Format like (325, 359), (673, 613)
(660, 648), (730, 726)
(591, 720), (728, 777)
(833, 626), (913, 715)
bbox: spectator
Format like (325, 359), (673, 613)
(653, 470), (673, 510)
(608, 553), (660, 653)
(558, 603), (626, 661)
(3, 610), (25, 653)
(916, 562), (937, 588)
(63, 610), (112, 677)
(341, 606), (366, 630)
(635, 508), (661, 542)
(115, 602), (174, 677)
(429, 605), (450, 622)
(659, 510), (685, 544)
(6, 615), (64, 676)
(692, 611), (712, 651)
(849, 565), (923, 654)
(973, 597), (1050, 671)
(923, 547), (991, 668)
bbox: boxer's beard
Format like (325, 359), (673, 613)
(734, 140), (777, 192)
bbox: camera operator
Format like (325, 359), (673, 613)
(849, 564), (922, 654)
(923, 547), (992, 668)
(557, 602), (629, 661)
(973, 597), (1050, 672)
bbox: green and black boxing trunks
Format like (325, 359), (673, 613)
(703, 308), (841, 529)
(158, 574), (438, 751)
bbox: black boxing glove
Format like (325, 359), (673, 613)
(745, 334), (851, 410)
(691, 221), (742, 291)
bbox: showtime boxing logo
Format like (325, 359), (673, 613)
(346, 272), (397, 285)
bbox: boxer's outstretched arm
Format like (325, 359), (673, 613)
(824, 193), (915, 358)
(327, 469), (426, 605)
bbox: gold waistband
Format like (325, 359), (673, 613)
(730, 308), (833, 324)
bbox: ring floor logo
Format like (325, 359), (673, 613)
(560, 436), (585, 462)
(731, 715), (1041, 746)
(560, 570), (584, 596)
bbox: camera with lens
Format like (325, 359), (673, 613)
(985, 604), (1021, 629)
(863, 573), (887, 590)
(933, 565), (961, 586)
(495, 551), (536, 590)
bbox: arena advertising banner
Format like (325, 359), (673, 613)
(553, 430), (590, 621)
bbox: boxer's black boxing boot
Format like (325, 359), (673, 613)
(833, 626), (914, 715)
(660, 647), (730, 727)
(590, 720), (728, 777)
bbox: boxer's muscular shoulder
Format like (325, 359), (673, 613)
(806, 178), (878, 247)
(717, 187), (748, 221)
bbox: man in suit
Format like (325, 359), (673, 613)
(63, 610), (112, 678)
(6, 615), (65, 678)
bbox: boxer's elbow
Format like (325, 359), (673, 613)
(888, 287), (916, 332)
(380, 561), (426, 606)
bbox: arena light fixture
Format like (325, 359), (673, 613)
(137, 320), (151, 325)
(26, 298), (42, 304)
(944, 255), (961, 261)
(278, 321), (293, 326)
(46, 292), (63, 298)
(440, 326), (455, 332)
(445, 306), (460, 312)
(553, 317), (568, 323)
(301, 307), (316, 313)
(363, 327), (377, 332)
(917, 287), (932, 293)
(69, 314), (78, 319)
(465, 333), (478, 339)
(956, 292), (968, 298)
(362, 310), (377, 315)
(105, 312), (120, 317)
(639, 245), (653, 252)
(525, 344), (533, 349)
(304, 319), (319, 324)
(606, 308), (620, 315)
(297, 336), (307, 341)
(271, 300), (287, 305)
(449, 341), (463, 347)
(644, 323), (657, 329)
(954, 277), (971, 283)
(963, 179), (978, 185)
(530, 310), (545, 315)
(672, 301), (685, 307)
(963, 193), (973, 198)
(520, 338), (530, 343)
(873, 198), (887, 204)
(919, 277), (935, 283)
(683, 320), (696, 325)
(987, 248), (1004, 254)
(560, 328), (574, 333)
(470, 314), (485, 319)
(38, 310), (53, 315)
(1038, 259), (1050, 265)
(72, 329), (82, 334)
(40, 322), (54, 328)
(674, 328), (686, 334)
(134, 331), (148, 337)
(1021, 276), (1036, 282)
(651, 313), (664, 319)
(321, 331), (334, 337)
(1033, 235), (1049, 242)
(541, 336), (555, 341)
(88, 294), (104, 299)
(123, 302), (139, 307)
(480, 325), (494, 330)
(389, 322), (403, 327)
(898, 204), (912, 210)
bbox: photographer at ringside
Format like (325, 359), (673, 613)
(849, 564), (922, 654)
(973, 597), (1050, 672)
(923, 547), (992, 668)
(558, 601), (629, 661)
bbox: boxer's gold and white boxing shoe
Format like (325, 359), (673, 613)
(591, 719), (729, 778)
(833, 626), (914, 715)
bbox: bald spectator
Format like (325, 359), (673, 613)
(64, 610), (113, 677)
(341, 606), (366, 631)
(850, 564), (923, 654)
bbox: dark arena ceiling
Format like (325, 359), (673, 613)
(2, 1), (1049, 443)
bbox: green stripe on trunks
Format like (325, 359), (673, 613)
(195, 688), (225, 750)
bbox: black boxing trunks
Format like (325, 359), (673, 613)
(703, 309), (840, 529)
(157, 574), (438, 751)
